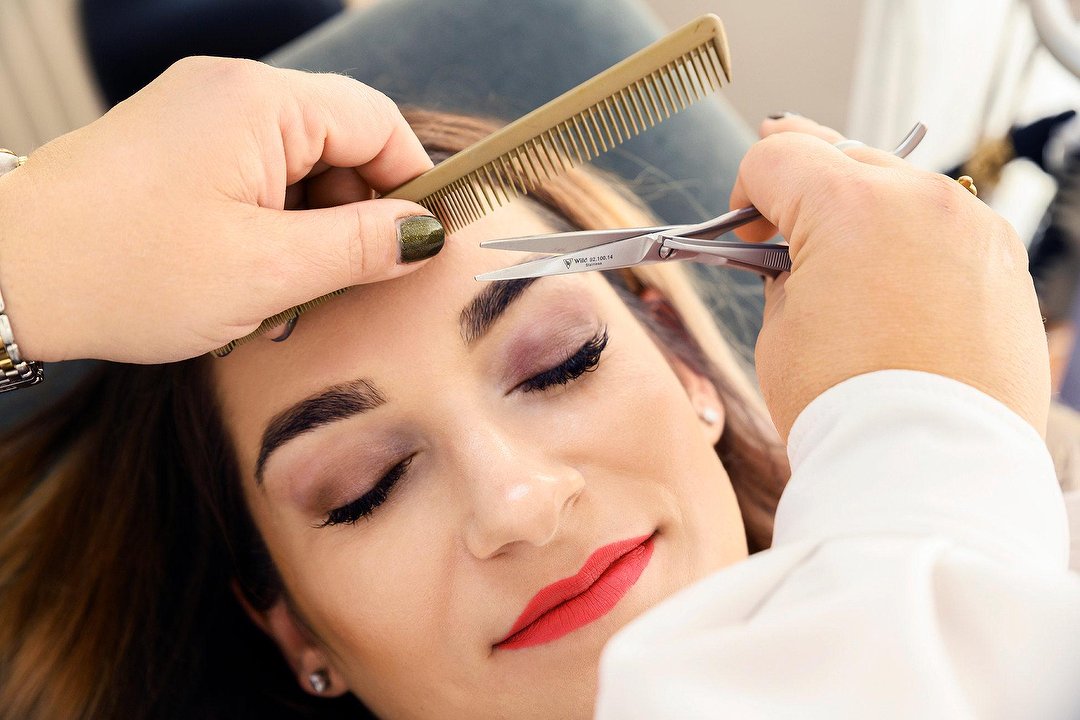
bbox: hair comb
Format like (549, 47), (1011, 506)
(214, 14), (731, 356)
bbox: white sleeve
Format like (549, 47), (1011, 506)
(595, 370), (1080, 720)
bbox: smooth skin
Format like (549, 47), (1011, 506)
(213, 202), (747, 719)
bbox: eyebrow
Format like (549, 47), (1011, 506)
(255, 378), (386, 484)
(255, 278), (542, 483)
(459, 277), (539, 345)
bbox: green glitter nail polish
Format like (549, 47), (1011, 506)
(398, 216), (445, 263)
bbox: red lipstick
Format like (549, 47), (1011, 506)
(495, 533), (655, 651)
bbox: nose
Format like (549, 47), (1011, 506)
(459, 424), (585, 560)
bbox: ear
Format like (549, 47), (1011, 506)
(668, 355), (725, 445)
(232, 581), (349, 698)
(634, 286), (725, 444)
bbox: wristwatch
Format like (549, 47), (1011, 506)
(0, 148), (44, 392)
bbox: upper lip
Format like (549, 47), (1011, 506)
(496, 533), (654, 645)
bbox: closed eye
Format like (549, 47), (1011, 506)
(317, 328), (609, 527)
(317, 456), (413, 527)
(518, 328), (608, 393)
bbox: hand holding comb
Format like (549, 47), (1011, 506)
(213, 14), (732, 356)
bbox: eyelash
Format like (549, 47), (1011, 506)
(318, 456), (413, 527)
(319, 328), (609, 527)
(518, 328), (609, 393)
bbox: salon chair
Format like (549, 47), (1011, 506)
(80, 0), (346, 105)
(0, 0), (763, 430)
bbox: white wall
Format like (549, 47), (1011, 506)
(0, 0), (871, 162)
(0, 0), (103, 152)
(644, 0), (864, 132)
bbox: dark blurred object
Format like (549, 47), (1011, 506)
(944, 110), (1080, 323)
(1022, 111), (1080, 324)
(1014, 110), (1077, 169)
(1030, 152), (1080, 324)
(1015, 109), (1080, 411)
(945, 110), (1077, 186)
(80, 0), (345, 105)
(1051, 162), (1080, 410)
(943, 109), (1080, 409)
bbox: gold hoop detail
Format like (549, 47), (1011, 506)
(957, 175), (978, 197)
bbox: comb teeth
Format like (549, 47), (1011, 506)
(211, 288), (349, 357)
(214, 14), (731, 357)
(414, 44), (729, 233)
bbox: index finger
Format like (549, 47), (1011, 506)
(276, 68), (433, 193)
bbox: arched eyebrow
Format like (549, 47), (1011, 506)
(255, 379), (385, 484)
(255, 277), (542, 485)
(459, 277), (539, 345)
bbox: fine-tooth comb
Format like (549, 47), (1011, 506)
(213, 14), (732, 356)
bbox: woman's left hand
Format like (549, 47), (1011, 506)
(0, 57), (440, 363)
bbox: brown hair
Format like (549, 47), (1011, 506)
(0, 111), (788, 720)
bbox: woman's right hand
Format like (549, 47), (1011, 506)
(732, 115), (1049, 441)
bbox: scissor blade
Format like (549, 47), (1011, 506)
(479, 225), (673, 254)
(475, 235), (660, 281)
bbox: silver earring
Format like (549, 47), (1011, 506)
(699, 407), (720, 426)
(308, 669), (330, 694)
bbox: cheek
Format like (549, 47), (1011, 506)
(277, 518), (462, 701)
(552, 318), (744, 568)
(546, 324), (703, 488)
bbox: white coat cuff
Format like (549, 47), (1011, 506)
(777, 370), (1067, 570)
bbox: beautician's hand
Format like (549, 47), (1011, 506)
(0, 57), (442, 363)
(732, 114), (1049, 440)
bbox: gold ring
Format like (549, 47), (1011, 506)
(957, 175), (978, 197)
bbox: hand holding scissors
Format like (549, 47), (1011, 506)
(476, 123), (927, 281)
(485, 114), (1046, 445)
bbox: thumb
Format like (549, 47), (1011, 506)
(729, 132), (858, 249)
(253, 197), (445, 305)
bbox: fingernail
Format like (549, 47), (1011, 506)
(398, 215), (445, 263)
(766, 112), (801, 120)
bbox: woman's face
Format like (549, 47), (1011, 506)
(213, 202), (748, 719)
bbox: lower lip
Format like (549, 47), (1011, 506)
(495, 535), (656, 651)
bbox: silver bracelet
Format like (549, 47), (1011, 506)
(0, 149), (44, 392)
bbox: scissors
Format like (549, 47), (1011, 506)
(475, 122), (927, 282)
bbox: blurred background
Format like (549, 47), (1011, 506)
(2, 0), (1080, 401)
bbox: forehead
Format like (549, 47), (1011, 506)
(211, 202), (582, 467)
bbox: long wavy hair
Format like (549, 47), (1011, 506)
(0, 110), (789, 719)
